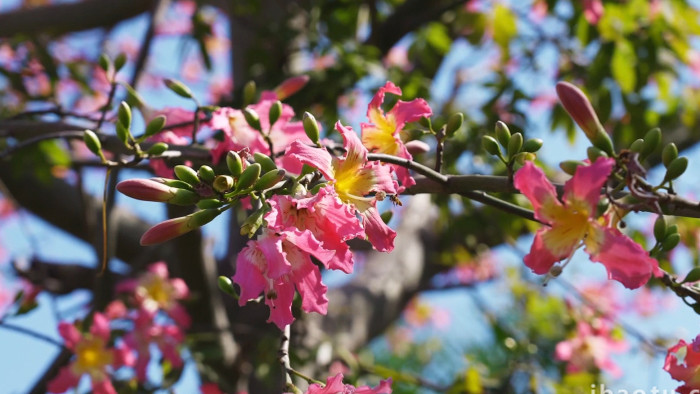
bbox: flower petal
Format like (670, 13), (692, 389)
(390, 98), (432, 130)
(287, 140), (335, 181)
(586, 225), (659, 289)
(523, 227), (567, 275)
(233, 244), (268, 305)
(90, 313), (111, 341)
(57, 322), (81, 349)
(513, 161), (561, 223)
(267, 279), (296, 328)
(47, 365), (81, 394)
(563, 157), (614, 215)
(363, 207), (396, 253)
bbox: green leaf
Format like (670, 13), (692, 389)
(493, 5), (517, 56)
(612, 39), (637, 93)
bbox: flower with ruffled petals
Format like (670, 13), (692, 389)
(287, 121), (398, 251)
(665, 335), (700, 393)
(48, 313), (134, 394)
(116, 262), (190, 327)
(305, 373), (392, 394)
(361, 81), (432, 188)
(555, 320), (626, 377)
(266, 185), (364, 273)
(233, 229), (335, 328)
(513, 157), (660, 289)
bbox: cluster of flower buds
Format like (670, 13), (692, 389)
(482, 120), (543, 168)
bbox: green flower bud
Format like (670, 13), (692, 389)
(147, 142), (168, 155)
(662, 232), (681, 251)
(269, 100), (282, 127)
(118, 101), (132, 128)
(641, 128), (661, 159)
(445, 112), (464, 137)
(115, 122), (130, 145)
(664, 157), (688, 181)
(666, 224), (678, 237)
(164, 78), (194, 99)
(662, 143), (678, 168)
(514, 152), (536, 165)
(168, 188), (201, 205)
(482, 136), (502, 156)
(235, 163), (261, 191)
(243, 80), (257, 106)
(174, 165), (200, 186)
(198, 165), (216, 184)
(98, 54), (111, 73)
(587, 146), (608, 162)
(144, 115), (167, 138)
(218, 276), (237, 296)
(213, 175), (234, 192)
(653, 215), (666, 241)
(495, 121), (511, 147)
(507, 132), (523, 159)
(521, 138), (543, 153)
(161, 179), (194, 190)
(302, 112), (320, 144)
(243, 107), (261, 131)
(114, 53), (127, 72)
(560, 160), (586, 175)
(226, 151), (243, 177)
(682, 267), (700, 284)
(240, 206), (269, 238)
(83, 129), (103, 157)
(380, 210), (393, 224)
(189, 208), (222, 227)
(254, 152), (277, 173)
(254, 169), (286, 191)
(629, 138), (645, 153)
(197, 198), (224, 209)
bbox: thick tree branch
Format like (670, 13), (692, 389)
(0, 0), (156, 38)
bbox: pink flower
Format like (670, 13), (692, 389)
(305, 373), (392, 394)
(583, 0), (603, 25)
(513, 158), (661, 289)
(48, 313), (134, 394)
(287, 121), (398, 252)
(555, 320), (626, 377)
(233, 229), (335, 328)
(360, 81), (432, 188)
(665, 335), (700, 393)
(266, 185), (365, 273)
(123, 308), (185, 382)
(116, 262), (190, 327)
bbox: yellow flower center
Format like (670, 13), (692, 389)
(363, 109), (400, 155)
(142, 275), (173, 308)
(73, 335), (113, 376)
(542, 199), (592, 256)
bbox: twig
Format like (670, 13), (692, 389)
(130, 0), (170, 88)
(279, 324), (297, 391)
(0, 321), (65, 347)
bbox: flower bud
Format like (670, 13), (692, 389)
(164, 78), (194, 99)
(682, 267), (700, 284)
(662, 232), (681, 251)
(147, 142), (168, 155)
(243, 107), (261, 131)
(482, 136), (502, 156)
(226, 151), (243, 177)
(213, 175), (235, 192)
(240, 206), (269, 237)
(98, 54), (111, 73)
(83, 129), (103, 158)
(587, 146), (608, 162)
(629, 138), (644, 153)
(269, 100), (283, 127)
(664, 157), (688, 182)
(514, 152), (536, 165)
(254, 169), (286, 190)
(235, 163), (261, 192)
(380, 210), (393, 224)
(274, 75), (309, 100)
(555, 81), (614, 155)
(302, 112), (320, 144)
(653, 215), (666, 241)
(521, 138), (543, 153)
(198, 165), (216, 184)
(560, 160), (586, 175)
(174, 165), (200, 186)
(641, 128), (661, 159)
(114, 53), (127, 72)
(254, 152), (277, 173)
(116, 178), (199, 205)
(144, 115), (167, 138)
(118, 101), (132, 128)
(445, 112), (464, 137)
(197, 198), (224, 209)
(140, 208), (221, 245)
(662, 143), (678, 168)
(218, 276), (237, 296)
(243, 80), (256, 106)
(507, 132), (523, 159)
(495, 120), (511, 147)
(404, 140), (430, 155)
(116, 122), (129, 145)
